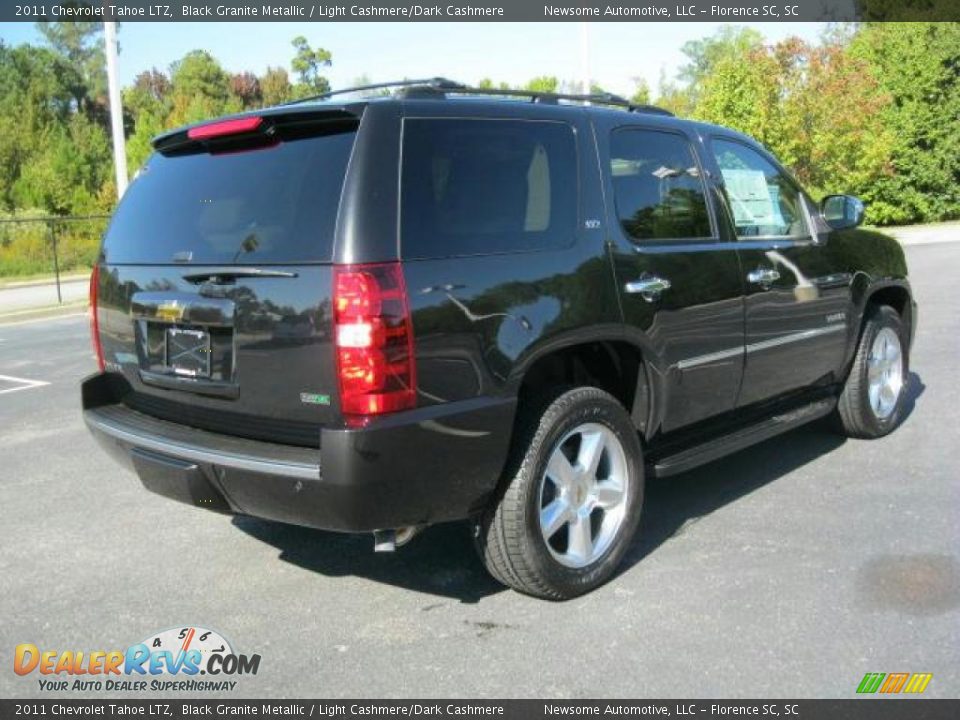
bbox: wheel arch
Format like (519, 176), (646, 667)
(843, 277), (914, 378)
(508, 334), (655, 437)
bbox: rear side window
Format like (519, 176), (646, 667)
(102, 130), (355, 264)
(401, 118), (577, 258)
(610, 128), (712, 242)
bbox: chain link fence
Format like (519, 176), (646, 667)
(0, 214), (111, 303)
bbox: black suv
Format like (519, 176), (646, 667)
(83, 79), (916, 599)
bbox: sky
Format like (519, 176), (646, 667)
(0, 21), (829, 97)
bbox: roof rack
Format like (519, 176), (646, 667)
(447, 86), (675, 116)
(284, 77), (466, 105)
(284, 78), (674, 117)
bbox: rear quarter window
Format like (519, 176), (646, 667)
(102, 130), (356, 265)
(400, 118), (577, 259)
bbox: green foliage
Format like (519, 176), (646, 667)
(34, 21), (105, 116)
(848, 22), (960, 224)
(524, 76), (560, 93)
(678, 26), (763, 94)
(290, 36), (332, 98)
(12, 113), (112, 215)
(629, 77), (651, 106)
(260, 66), (292, 106)
(0, 209), (107, 276)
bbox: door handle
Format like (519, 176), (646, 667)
(625, 276), (671, 302)
(747, 268), (781, 286)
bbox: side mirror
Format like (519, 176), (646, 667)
(821, 194), (865, 231)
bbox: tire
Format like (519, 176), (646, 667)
(475, 386), (644, 600)
(835, 305), (909, 439)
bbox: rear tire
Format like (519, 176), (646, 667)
(475, 386), (644, 600)
(835, 305), (909, 439)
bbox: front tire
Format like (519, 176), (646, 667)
(475, 386), (644, 600)
(835, 305), (909, 438)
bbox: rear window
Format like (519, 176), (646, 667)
(102, 130), (355, 264)
(401, 118), (577, 259)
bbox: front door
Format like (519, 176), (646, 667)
(705, 137), (851, 407)
(598, 123), (746, 434)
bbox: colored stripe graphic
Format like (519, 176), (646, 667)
(857, 673), (886, 694)
(857, 672), (933, 694)
(880, 673), (909, 693)
(903, 673), (933, 694)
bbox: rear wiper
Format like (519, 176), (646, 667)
(182, 268), (299, 284)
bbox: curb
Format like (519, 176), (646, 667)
(0, 273), (90, 290)
(0, 301), (88, 325)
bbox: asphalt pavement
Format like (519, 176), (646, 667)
(1, 242), (957, 700)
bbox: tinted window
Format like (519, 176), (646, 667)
(610, 128), (712, 241)
(712, 139), (808, 239)
(102, 131), (355, 264)
(401, 119), (577, 258)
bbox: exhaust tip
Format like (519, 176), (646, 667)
(373, 526), (422, 552)
(373, 529), (396, 552)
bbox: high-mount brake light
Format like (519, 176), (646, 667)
(187, 116), (263, 140)
(89, 264), (105, 372)
(333, 263), (416, 419)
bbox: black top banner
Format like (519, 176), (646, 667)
(6, 0), (960, 22)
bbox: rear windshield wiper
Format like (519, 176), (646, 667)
(182, 268), (299, 284)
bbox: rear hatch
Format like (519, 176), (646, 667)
(95, 109), (358, 447)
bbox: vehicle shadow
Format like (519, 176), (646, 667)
(235, 373), (925, 602)
(232, 514), (505, 603)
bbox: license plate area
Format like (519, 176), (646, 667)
(164, 327), (212, 378)
(137, 321), (234, 382)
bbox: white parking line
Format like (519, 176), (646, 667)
(0, 374), (51, 395)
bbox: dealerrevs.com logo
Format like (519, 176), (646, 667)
(14, 626), (261, 693)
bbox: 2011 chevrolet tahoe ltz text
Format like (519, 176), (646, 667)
(82, 78), (916, 599)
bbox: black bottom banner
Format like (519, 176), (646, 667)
(2, 700), (958, 720)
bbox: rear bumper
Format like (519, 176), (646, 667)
(82, 373), (515, 533)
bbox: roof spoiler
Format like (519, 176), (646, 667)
(152, 108), (360, 155)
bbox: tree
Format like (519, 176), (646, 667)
(0, 42), (80, 211)
(677, 26), (763, 104)
(849, 22), (960, 224)
(629, 77), (651, 105)
(230, 72), (262, 109)
(477, 77), (510, 90)
(524, 76), (559, 93)
(694, 45), (783, 146)
(34, 21), (105, 119)
(124, 68), (171, 121)
(290, 36), (332, 98)
(12, 113), (111, 214)
(167, 50), (230, 125)
(260, 66), (292, 106)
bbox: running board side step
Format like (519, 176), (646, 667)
(649, 398), (837, 479)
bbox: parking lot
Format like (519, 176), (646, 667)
(1, 241), (958, 699)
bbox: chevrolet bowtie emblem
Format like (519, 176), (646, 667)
(156, 302), (185, 322)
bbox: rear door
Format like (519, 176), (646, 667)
(598, 121), (746, 433)
(704, 136), (851, 407)
(96, 110), (358, 446)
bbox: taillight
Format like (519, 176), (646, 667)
(333, 262), (416, 420)
(89, 263), (105, 372)
(187, 116), (263, 140)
